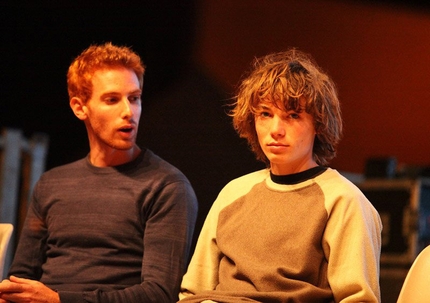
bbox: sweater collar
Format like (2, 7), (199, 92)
(270, 166), (327, 185)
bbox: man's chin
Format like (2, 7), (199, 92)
(111, 142), (136, 151)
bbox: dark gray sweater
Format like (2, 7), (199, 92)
(9, 149), (198, 303)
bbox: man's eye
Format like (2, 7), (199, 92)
(105, 97), (118, 103)
(260, 111), (271, 117)
(289, 113), (300, 119)
(129, 96), (141, 103)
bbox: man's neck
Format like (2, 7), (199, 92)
(89, 145), (141, 167)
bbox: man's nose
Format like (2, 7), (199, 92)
(121, 99), (133, 118)
(270, 116), (286, 137)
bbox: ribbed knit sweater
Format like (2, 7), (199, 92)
(10, 149), (198, 303)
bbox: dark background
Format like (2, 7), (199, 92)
(2, 0), (430, 264)
(2, 1), (430, 302)
(0, 0), (266, 250)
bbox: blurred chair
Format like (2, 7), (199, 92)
(397, 245), (430, 303)
(0, 223), (13, 278)
(0, 128), (49, 277)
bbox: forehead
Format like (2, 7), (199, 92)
(92, 66), (132, 79)
(257, 97), (306, 111)
(91, 68), (139, 87)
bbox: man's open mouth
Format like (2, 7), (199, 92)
(120, 127), (133, 133)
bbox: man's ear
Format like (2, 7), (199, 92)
(70, 97), (88, 120)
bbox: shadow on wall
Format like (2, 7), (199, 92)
(138, 65), (264, 250)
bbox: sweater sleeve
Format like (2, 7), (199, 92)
(179, 182), (247, 299)
(323, 187), (382, 303)
(8, 199), (47, 281)
(179, 198), (222, 300)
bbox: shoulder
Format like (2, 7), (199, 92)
(39, 158), (86, 181)
(223, 169), (268, 190)
(140, 150), (197, 210)
(200, 169), (269, 227)
(143, 149), (180, 171)
(316, 168), (377, 213)
(316, 168), (364, 196)
(215, 169), (269, 204)
(141, 149), (190, 183)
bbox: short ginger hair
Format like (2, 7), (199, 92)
(67, 42), (145, 103)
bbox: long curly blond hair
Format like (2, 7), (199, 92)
(230, 49), (342, 166)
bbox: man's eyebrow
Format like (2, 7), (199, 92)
(130, 89), (142, 95)
(100, 92), (120, 98)
(100, 89), (142, 98)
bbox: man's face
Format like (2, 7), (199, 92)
(84, 67), (142, 152)
(254, 99), (317, 175)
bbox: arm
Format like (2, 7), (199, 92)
(1, 200), (56, 302)
(8, 200), (47, 280)
(75, 181), (198, 303)
(323, 191), (382, 303)
(179, 191), (225, 300)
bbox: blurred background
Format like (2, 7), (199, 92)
(2, 0), (430, 301)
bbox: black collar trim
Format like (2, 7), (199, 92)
(270, 166), (327, 185)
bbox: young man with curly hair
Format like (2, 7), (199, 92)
(179, 49), (382, 303)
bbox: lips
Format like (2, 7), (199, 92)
(268, 142), (288, 147)
(118, 124), (136, 135)
(119, 124), (135, 132)
(119, 127), (133, 133)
